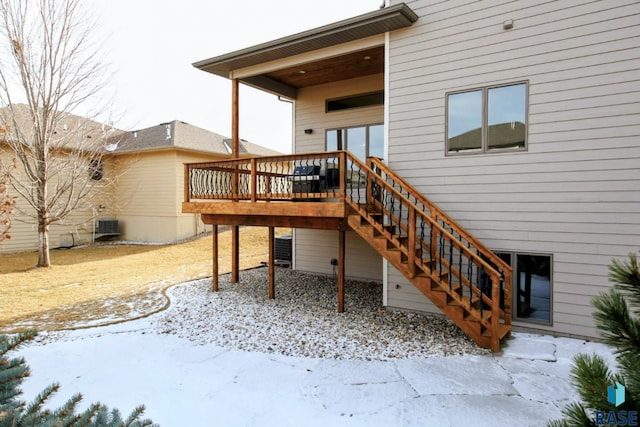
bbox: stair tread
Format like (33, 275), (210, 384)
(448, 295), (480, 308)
(464, 310), (492, 322)
(482, 324), (511, 339)
(431, 282), (462, 293)
(349, 192), (511, 351)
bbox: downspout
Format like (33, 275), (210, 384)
(382, 30), (391, 306)
(278, 95), (296, 269)
(92, 207), (97, 244)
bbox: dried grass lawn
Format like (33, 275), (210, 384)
(0, 227), (290, 333)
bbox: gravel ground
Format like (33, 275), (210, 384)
(153, 267), (490, 361)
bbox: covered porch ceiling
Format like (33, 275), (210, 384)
(193, 3), (418, 99)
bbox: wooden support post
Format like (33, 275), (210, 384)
(184, 164), (190, 203)
(231, 225), (239, 284)
(212, 224), (218, 291)
(232, 79), (239, 157)
(268, 226), (275, 299)
(338, 151), (346, 203)
(430, 207), (438, 260)
(408, 207), (416, 278)
(338, 229), (345, 313)
(230, 78), (240, 284)
(491, 273), (501, 352)
(250, 158), (257, 203)
(231, 78), (240, 200)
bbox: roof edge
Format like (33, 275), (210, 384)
(193, 3), (418, 78)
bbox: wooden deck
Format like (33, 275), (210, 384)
(183, 200), (348, 229)
(183, 151), (513, 351)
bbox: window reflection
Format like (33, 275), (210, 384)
(447, 90), (482, 152)
(325, 124), (383, 161)
(516, 254), (551, 323)
(369, 124), (384, 159)
(446, 82), (527, 154)
(347, 127), (367, 160)
(326, 129), (345, 151)
(494, 251), (552, 325)
(488, 84), (526, 150)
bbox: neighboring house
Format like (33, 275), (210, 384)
(0, 109), (279, 253)
(184, 0), (640, 348)
(109, 120), (279, 244)
(0, 104), (121, 253)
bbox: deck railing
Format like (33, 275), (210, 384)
(367, 157), (512, 322)
(184, 150), (512, 344)
(342, 155), (512, 334)
(185, 151), (347, 202)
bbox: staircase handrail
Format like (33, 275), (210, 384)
(367, 157), (512, 276)
(345, 153), (505, 281)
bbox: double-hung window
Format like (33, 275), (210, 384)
(446, 82), (528, 154)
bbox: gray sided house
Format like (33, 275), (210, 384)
(185, 1), (640, 345)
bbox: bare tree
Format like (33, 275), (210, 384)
(0, 156), (16, 244)
(0, 0), (114, 266)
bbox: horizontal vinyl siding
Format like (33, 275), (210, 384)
(386, 0), (640, 338)
(113, 215), (178, 243)
(294, 74), (384, 153)
(175, 151), (216, 240)
(293, 74), (385, 280)
(294, 229), (383, 282)
(2, 206), (96, 253)
(0, 151), (112, 253)
(115, 152), (177, 218)
(112, 151), (218, 243)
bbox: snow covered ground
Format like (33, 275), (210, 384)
(13, 273), (616, 427)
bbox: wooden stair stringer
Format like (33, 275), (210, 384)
(347, 212), (506, 351)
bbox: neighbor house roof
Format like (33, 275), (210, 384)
(0, 104), (122, 152)
(0, 105), (279, 157)
(112, 120), (281, 157)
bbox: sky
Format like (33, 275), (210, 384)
(86, 0), (385, 154)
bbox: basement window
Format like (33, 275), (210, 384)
(495, 251), (552, 325)
(326, 91), (384, 112)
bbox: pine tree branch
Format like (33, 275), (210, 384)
(593, 290), (640, 365)
(609, 252), (640, 311)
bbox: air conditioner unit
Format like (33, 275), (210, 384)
(275, 235), (292, 262)
(97, 219), (118, 234)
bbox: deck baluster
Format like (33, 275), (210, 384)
(182, 151), (513, 351)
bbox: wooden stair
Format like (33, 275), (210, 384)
(343, 154), (512, 352)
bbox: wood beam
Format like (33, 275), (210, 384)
(201, 213), (346, 230)
(338, 229), (345, 313)
(184, 201), (346, 218)
(268, 226), (275, 299)
(231, 225), (239, 284)
(212, 224), (218, 291)
(241, 75), (297, 99)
